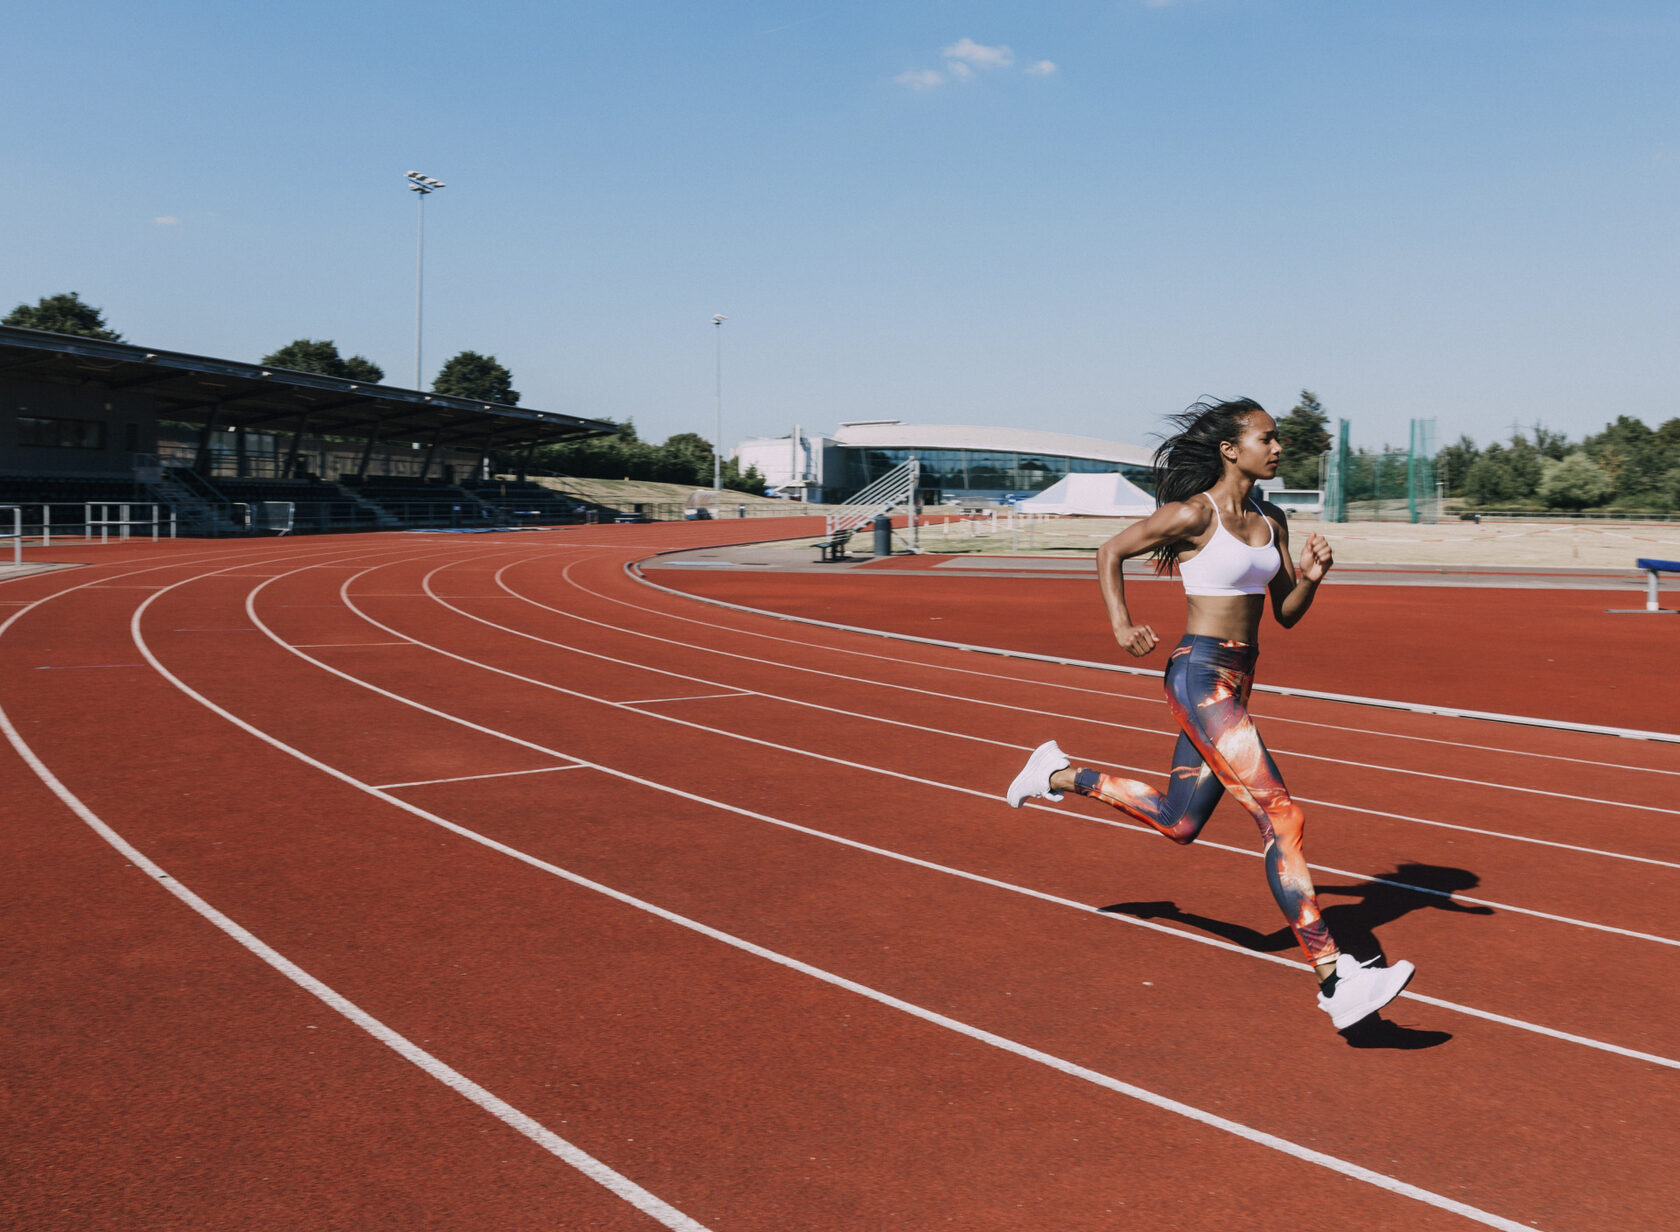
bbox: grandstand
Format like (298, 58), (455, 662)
(0, 324), (613, 536)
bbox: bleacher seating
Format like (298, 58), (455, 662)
(338, 476), (494, 527)
(207, 476), (382, 532)
(0, 469), (602, 536)
(459, 479), (590, 524)
(0, 474), (170, 535)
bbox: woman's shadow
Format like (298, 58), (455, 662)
(1101, 863), (1492, 1049)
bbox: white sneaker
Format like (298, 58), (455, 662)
(1316, 953), (1416, 1029)
(1007, 740), (1070, 808)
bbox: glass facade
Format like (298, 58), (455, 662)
(841, 447), (1153, 502)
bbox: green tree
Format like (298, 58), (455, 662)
(1654, 417), (1680, 459)
(1435, 434), (1481, 497)
(721, 457), (766, 496)
(1533, 425), (1570, 461)
(1583, 415), (1663, 500)
(1539, 452), (1613, 510)
(262, 338), (385, 382)
(340, 356), (384, 382)
(1661, 465), (1680, 512)
(4, 291), (123, 340)
(433, 351), (519, 404)
(1503, 433), (1543, 498)
(1274, 390), (1332, 489)
(535, 419), (652, 480)
(655, 431), (715, 485)
(1463, 444), (1517, 505)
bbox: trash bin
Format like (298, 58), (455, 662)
(872, 513), (893, 556)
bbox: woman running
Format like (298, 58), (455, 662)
(1006, 397), (1414, 1030)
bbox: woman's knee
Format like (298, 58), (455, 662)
(1269, 799), (1307, 852)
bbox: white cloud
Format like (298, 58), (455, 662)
(894, 68), (946, 91)
(942, 37), (1014, 69)
(1025, 59), (1057, 76)
(947, 61), (974, 82)
(153, 215), (182, 226)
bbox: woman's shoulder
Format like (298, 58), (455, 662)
(1153, 493), (1214, 533)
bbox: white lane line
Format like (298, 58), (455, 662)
(34, 663), (148, 670)
(381, 555), (1680, 875)
(418, 557), (1680, 940)
(622, 691), (752, 705)
(0, 714), (714, 1232)
(215, 554), (1680, 1066)
(571, 556), (1680, 777)
(291, 641), (417, 649)
(376, 764), (588, 790)
(517, 558), (1680, 817)
(0, 543), (715, 1232)
(629, 563), (1680, 745)
(122, 577), (1554, 1231)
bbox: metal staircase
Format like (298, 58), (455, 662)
(151, 467), (241, 535)
(825, 457), (920, 549)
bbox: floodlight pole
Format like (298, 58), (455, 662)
(712, 314), (726, 497)
(406, 171), (446, 389)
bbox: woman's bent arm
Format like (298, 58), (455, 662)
(1097, 501), (1207, 656)
(1263, 501), (1333, 628)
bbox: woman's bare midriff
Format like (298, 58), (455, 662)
(1183, 592), (1266, 644)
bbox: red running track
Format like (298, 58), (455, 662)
(4, 521), (1678, 1232)
(652, 558), (1678, 733)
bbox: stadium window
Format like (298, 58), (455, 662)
(18, 415), (107, 450)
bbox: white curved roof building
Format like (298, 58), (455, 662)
(830, 420), (1153, 470)
(734, 420), (1155, 503)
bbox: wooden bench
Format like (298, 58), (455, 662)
(815, 528), (853, 562)
(1636, 558), (1680, 612)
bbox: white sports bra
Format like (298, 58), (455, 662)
(1178, 493), (1279, 596)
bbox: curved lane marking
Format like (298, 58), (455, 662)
(629, 560), (1680, 744)
(104, 555), (1556, 1232)
(183, 549), (1680, 1064)
(601, 555), (1680, 773)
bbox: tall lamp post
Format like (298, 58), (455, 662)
(711, 314), (726, 498)
(405, 171), (446, 389)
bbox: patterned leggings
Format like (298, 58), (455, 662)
(1073, 634), (1339, 965)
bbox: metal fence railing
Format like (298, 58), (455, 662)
(0, 502), (179, 545)
(86, 503), (176, 543)
(0, 492), (815, 543)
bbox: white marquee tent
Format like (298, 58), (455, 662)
(1016, 472), (1156, 517)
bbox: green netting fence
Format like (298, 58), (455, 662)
(1322, 417), (1439, 523)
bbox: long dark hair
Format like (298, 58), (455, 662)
(1149, 396), (1266, 574)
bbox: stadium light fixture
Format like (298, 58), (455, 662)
(405, 171), (447, 389)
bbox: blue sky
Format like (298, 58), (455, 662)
(5, 2), (1677, 451)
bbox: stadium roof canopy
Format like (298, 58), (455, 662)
(831, 419), (1153, 468)
(0, 324), (613, 449)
